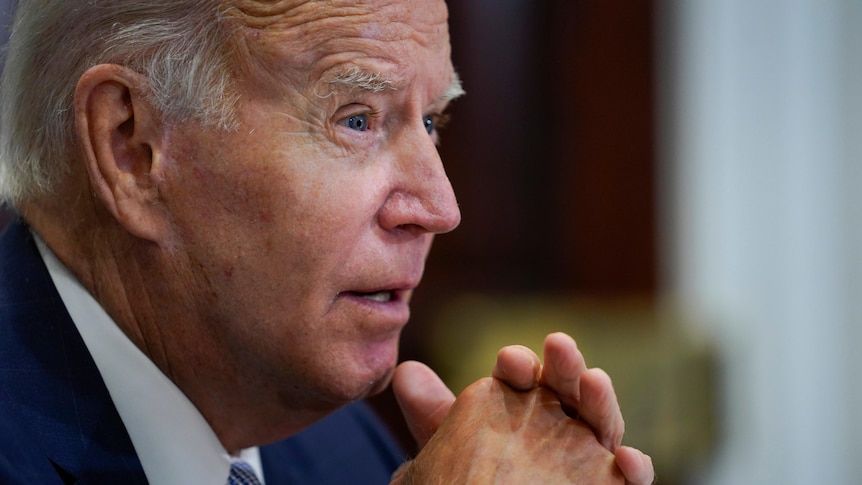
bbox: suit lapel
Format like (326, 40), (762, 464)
(0, 219), (147, 484)
(259, 401), (403, 484)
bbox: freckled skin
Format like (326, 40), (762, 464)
(151, 0), (460, 448)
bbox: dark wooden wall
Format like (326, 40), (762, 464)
(416, 0), (657, 302)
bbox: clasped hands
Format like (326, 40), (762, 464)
(391, 332), (655, 484)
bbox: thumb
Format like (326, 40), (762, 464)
(391, 361), (455, 449)
(615, 446), (655, 485)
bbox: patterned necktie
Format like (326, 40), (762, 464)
(227, 460), (262, 485)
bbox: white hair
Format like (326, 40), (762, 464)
(0, 0), (240, 205)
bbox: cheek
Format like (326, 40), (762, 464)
(161, 118), (391, 295)
(197, 166), (382, 292)
(272, 179), (382, 279)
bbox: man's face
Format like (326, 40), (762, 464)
(160, 0), (460, 410)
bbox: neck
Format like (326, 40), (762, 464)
(23, 196), (330, 451)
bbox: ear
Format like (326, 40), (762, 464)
(75, 64), (170, 244)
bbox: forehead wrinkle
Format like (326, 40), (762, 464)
(226, 0), (453, 110)
(223, 0), (303, 30)
(225, 0), (397, 33)
(226, 0), (363, 28)
(227, 0), (446, 53)
(230, 11), (419, 91)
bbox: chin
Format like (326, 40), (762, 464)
(362, 365), (397, 398)
(309, 334), (402, 404)
(340, 351), (400, 402)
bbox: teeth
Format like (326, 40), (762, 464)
(362, 291), (393, 303)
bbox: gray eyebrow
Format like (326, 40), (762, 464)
(438, 71), (465, 104)
(326, 66), (400, 93)
(321, 65), (465, 104)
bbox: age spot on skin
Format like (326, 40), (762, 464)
(258, 210), (274, 223)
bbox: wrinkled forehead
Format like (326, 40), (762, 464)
(225, 0), (452, 86)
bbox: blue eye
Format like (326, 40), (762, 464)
(423, 115), (434, 135)
(346, 114), (369, 131)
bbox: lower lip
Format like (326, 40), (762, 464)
(338, 291), (411, 327)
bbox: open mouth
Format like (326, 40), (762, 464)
(348, 290), (395, 303)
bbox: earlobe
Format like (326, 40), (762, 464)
(75, 64), (169, 244)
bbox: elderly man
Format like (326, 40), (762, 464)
(0, 0), (654, 484)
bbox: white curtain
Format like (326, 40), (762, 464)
(659, 0), (862, 483)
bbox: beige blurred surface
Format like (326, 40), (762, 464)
(427, 295), (717, 484)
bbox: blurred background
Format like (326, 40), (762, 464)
(2, 1), (861, 484)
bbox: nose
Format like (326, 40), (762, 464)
(378, 123), (461, 235)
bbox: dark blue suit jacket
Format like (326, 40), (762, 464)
(0, 219), (405, 484)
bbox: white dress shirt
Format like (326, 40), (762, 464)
(35, 237), (265, 485)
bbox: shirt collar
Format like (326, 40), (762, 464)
(35, 235), (265, 485)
